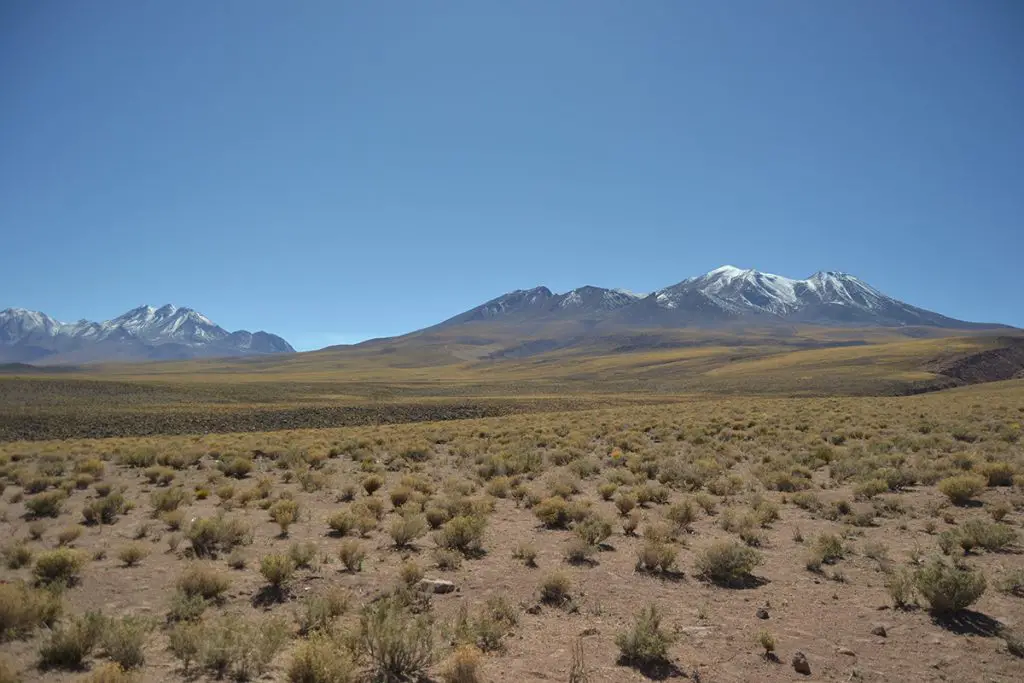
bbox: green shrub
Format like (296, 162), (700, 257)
(635, 540), (677, 574)
(297, 587), (350, 635)
(815, 533), (845, 564)
(533, 497), (570, 529)
(186, 515), (251, 558)
(915, 558), (987, 614)
(25, 491), (66, 519)
(938, 474), (987, 506)
(574, 515), (612, 546)
(287, 633), (356, 683)
(389, 514), (428, 548)
(362, 475), (385, 496)
(288, 541), (317, 569)
(695, 540), (763, 586)
(269, 499), (300, 535)
(38, 611), (105, 670)
(2, 542), (33, 569)
(196, 613), (290, 680)
(360, 597), (434, 683)
(176, 564), (231, 601)
(615, 604), (673, 668)
(886, 568), (916, 609)
(434, 515), (486, 555)
(167, 621), (203, 672)
(260, 553), (295, 589)
(33, 548), (87, 586)
(0, 581), (62, 640)
(150, 488), (192, 514)
(327, 510), (354, 536)
(83, 493), (129, 525)
(538, 571), (572, 606)
(220, 456), (253, 479)
(979, 461), (1015, 487)
(101, 616), (154, 669)
(957, 518), (1018, 553)
(117, 544), (149, 567)
(338, 540), (366, 572)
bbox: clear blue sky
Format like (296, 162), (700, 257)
(2, 1), (1021, 350)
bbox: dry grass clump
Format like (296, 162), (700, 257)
(359, 596), (434, 683)
(38, 611), (106, 670)
(539, 571), (573, 606)
(33, 548), (87, 586)
(615, 604), (673, 669)
(938, 474), (987, 506)
(914, 557), (987, 614)
(695, 540), (763, 586)
(0, 581), (62, 641)
(186, 515), (252, 558)
(297, 587), (350, 635)
(287, 633), (356, 683)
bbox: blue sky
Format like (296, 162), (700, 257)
(2, 1), (1021, 351)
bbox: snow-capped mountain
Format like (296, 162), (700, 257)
(0, 305), (294, 364)
(435, 266), (1005, 331)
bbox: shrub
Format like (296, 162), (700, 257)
(979, 461), (1015, 487)
(298, 587), (350, 635)
(539, 571), (572, 606)
(150, 488), (192, 514)
(362, 475), (385, 496)
(622, 510), (641, 536)
(57, 526), (82, 546)
(221, 456), (253, 479)
(260, 553), (296, 589)
(695, 540), (763, 586)
(565, 537), (595, 564)
(38, 611), (105, 670)
(441, 644), (482, 683)
(339, 540), (366, 572)
(2, 542), (32, 569)
(186, 515), (251, 558)
(998, 568), (1024, 597)
(434, 515), (486, 555)
(269, 499), (300, 535)
(815, 533), (845, 564)
(574, 515), (612, 546)
(360, 597), (434, 683)
(957, 518), (1018, 552)
(886, 568), (916, 609)
(915, 558), (987, 614)
(196, 613), (290, 680)
(938, 474), (986, 506)
(327, 510), (354, 536)
(533, 497), (570, 529)
(33, 548), (87, 586)
(287, 633), (356, 683)
(25, 491), (66, 519)
(615, 493), (637, 516)
(597, 482), (618, 500)
(81, 493), (129, 526)
(0, 581), (62, 640)
(390, 514), (428, 548)
(167, 621), (203, 672)
(144, 466), (176, 486)
(635, 540), (677, 574)
(615, 605), (673, 668)
(399, 560), (425, 587)
(177, 564), (231, 601)
(434, 548), (463, 570)
(666, 499), (698, 533)
(101, 616), (154, 669)
(512, 541), (538, 567)
(167, 591), (207, 622)
(117, 544), (149, 567)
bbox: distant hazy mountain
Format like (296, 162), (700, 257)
(0, 304), (294, 364)
(434, 266), (1005, 331)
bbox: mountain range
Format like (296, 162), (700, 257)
(433, 265), (1003, 332)
(2, 266), (1012, 365)
(0, 305), (294, 364)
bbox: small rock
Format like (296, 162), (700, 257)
(837, 647), (856, 657)
(792, 652), (811, 675)
(871, 625), (887, 637)
(417, 578), (455, 594)
(579, 627), (599, 637)
(756, 607), (770, 620)
(526, 604), (542, 615)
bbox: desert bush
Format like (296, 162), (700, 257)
(82, 492), (129, 525)
(167, 591), (207, 622)
(886, 568), (916, 609)
(187, 515), (251, 558)
(695, 540), (763, 586)
(196, 613), (290, 680)
(441, 644), (482, 683)
(539, 571), (572, 606)
(615, 604), (673, 668)
(979, 461), (1015, 487)
(220, 456), (253, 479)
(399, 560), (425, 587)
(666, 499), (697, 533)
(434, 548), (463, 570)
(998, 568), (1024, 597)
(915, 558), (987, 614)
(339, 540), (366, 572)
(574, 514), (612, 546)
(150, 487), (192, 514)
(289, 541), (318, 569)
(167, 621), (203, 672)
(635, 540), (677, 574)
(177, 564), (231, 601)
(269, 499), (300, 535)
(390, 513), (428, 548)
(101, 616), (154, 669)
(815, 533), (845, 564)
(533, 496), (571, 529)
(622, 510), (641, 536)
(360, 597), (434, 683)
(512, 541), (538, 567)
(938, 474), (987, 506)
(327, 510), (355, 536)
(3, 541), (33, 569)
(25, 491), (66, 519)
(117, 544), (149, 567)
(144, 466), (176, 486)
(33, 548), (87, 586)
(287, 633), (356, 683)
(362, 474), (385, 496)
(957, 518), (1018, 553)
(298, 587), (350, 635)
(854, 478), (889, 501)
(615, 493), (637, 516)
(434, 515), (486, 555)
(38, 611), (105, 670)
(597, 482), (618, 500)
(260, 553), (296, 589)
(565, 537), (595, 564)
(57, 526), (82, 546)
(0, 581), (62, 640)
